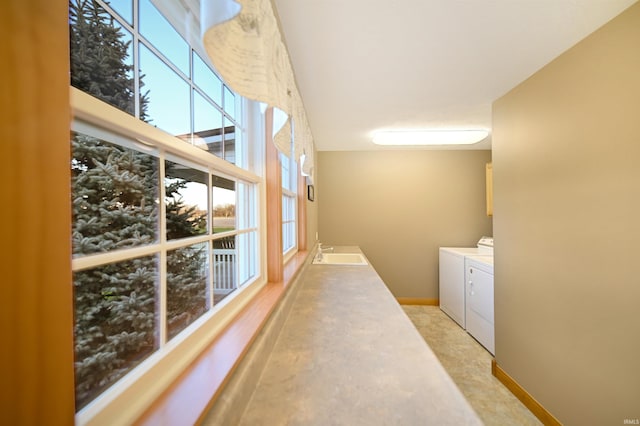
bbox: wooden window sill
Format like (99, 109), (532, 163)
(136, 250), (309, 425)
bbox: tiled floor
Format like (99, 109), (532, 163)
(402, 305), (542, 426)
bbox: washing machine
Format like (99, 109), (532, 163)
(439, 237), (493, 328)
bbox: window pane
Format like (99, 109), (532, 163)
(238, 231), (257, 285)
(194, 90), (222, 134)
(237, 181), (256, 230)
(283, 222), (295, 252)
(282, 194), (287, 222)
(212, 175), (236, 233)
(139, 0), (189, 75)
(71, 132), (159, 255)
(282, 195), (287, 251)
(118, 21), (135, 82)
(224, 86), (236, 120)
(139, 43), (190, 136)
(193, 52), (223, 107)
(282, 192), (296, 253)
(213, 238), (237, 304)
(165, 160), (208, 240)
(108, 0), (133, 24)
(167, 243), (209, 339)
(280, 153), (291, 191)
(193, 90), (224, 155)
(223, 118), (236, 164)
(233, 120), (245, 169)
(73, 255), (159, 410)
(69, 0), (135, 116)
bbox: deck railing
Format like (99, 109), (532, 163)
(213, 249), (236, 295)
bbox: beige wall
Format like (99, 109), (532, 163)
(306, 184), (319, 249)
(305, 150), (320, 249)
(492, 2), (640, 424)
(317, 150), (492, 298)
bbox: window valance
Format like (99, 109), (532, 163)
(201, 0), (315, 178)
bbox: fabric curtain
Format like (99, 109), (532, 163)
(201, 0), (315, 178)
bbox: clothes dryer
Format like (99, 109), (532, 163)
(465, 255), (494, 354)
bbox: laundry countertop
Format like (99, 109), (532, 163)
(238, 246), (482, 425)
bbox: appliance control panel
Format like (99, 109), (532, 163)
(477, 236), (493, 248)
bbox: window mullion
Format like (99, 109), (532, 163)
(158, 151), (168, 346)
(234, 187), (240, 290)
(189, 48), (195, 138)
(208, 173), (215, 309)
(133, 0), (141, 119)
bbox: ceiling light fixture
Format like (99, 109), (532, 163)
(372, 129), (489, 146)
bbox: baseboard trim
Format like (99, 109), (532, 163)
(491, 359), (562, 426)
(396, 298), (439, 306)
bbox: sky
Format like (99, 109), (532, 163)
(178, 182), (235, 211)
(105, 0), (238, 212)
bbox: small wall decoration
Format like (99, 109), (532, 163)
(307, 184), (315, 202)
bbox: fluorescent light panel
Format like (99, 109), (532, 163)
(372, 129), (489, 146)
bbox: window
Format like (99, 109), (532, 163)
(70, 120), (261, 412)
(69, 0), (244, 165)
(281, 151), (298, 257)
(69, 0), (262, 417)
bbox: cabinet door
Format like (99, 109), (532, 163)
(486, 162), (493, 217)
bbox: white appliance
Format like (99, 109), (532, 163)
(439, 237), (493, 328)
(465, 255), (494, 355)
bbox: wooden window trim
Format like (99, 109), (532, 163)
(1, 1), (76, 423)
(297, 172), (307, 251)
(265, 108), (284, 282)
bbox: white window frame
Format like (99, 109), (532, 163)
(71, 89), (266, 425)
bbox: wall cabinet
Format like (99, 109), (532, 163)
(486, 162), (493, 217)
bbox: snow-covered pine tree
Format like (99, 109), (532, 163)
(71, 134), (160, 408)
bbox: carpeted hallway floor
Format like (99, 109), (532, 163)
(402, 305), (542, 426)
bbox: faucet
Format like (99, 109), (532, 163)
(316, 242), (334, 261)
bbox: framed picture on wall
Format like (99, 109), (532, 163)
(307, 184), (315, 202)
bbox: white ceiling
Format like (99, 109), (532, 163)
(272, 0), (636, 151)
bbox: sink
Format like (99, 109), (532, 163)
(312, 253), (368, 265)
